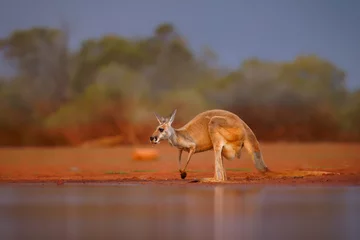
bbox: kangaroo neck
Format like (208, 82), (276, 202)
(168, 128), (186, 148)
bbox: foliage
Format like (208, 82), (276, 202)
(153, 88), (211, 123)
(0, 23), (359, 146)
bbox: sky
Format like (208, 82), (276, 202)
(0, 0), (359, 89)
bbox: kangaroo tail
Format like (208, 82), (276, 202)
(242, 123), (269, 172)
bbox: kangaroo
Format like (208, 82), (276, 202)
(149, 109), (269, 182)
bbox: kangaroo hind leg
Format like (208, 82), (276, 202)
(208, 116), (242, 181)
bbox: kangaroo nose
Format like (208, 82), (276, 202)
(150, 136), (154, 141)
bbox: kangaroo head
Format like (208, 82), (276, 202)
(150, 109), (177, 144)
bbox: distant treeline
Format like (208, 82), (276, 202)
(0, 23), (359, 146)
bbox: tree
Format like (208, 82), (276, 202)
(0, 26), (71, 112)
(144, 23), (195, 93)
(278, 55), (346, 104)
(45, 63), (152, 145)
(71, 35), (148, 94)
(340, 90), (360, 138)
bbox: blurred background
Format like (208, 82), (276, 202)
(0, 0), (359, 147)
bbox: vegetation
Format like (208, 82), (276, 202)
(0, 23), (359, 146)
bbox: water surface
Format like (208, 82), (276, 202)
(0, 184), (359, 240)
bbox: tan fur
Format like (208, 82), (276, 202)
(150, 109), (269, 182)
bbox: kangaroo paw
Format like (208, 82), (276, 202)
(179, 170), (187, 179)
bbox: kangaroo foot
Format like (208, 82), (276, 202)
(179, 170), (187, 179)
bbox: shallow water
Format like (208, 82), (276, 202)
(0, 184), (359, 240)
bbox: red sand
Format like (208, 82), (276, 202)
(1, 143), (360, 186)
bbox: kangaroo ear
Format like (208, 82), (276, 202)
(154, 112), (165, 124)
(168, 109), (177, 125)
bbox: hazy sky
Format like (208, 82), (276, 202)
(1, 0), (359, 89)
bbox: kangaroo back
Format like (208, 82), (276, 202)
(179, 110), (240, 153)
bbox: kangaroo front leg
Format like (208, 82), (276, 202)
(183, 148), (195, 172)
(178, 149), (183, 170)
(179, 147), (195, 179)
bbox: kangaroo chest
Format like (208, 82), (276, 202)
(168, 138), (186, 149)
(168, 135), (194, 152)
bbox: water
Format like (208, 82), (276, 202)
(0, 184), (359, 240)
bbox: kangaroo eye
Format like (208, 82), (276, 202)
(158, 128), (164, 132)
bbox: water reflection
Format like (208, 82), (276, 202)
(0, 184), (359, 240)
(214, 186), (224, 240)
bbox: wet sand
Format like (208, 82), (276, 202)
(1, 143), (360, 185)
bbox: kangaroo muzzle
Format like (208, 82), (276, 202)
(150, 136), (159, 144)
